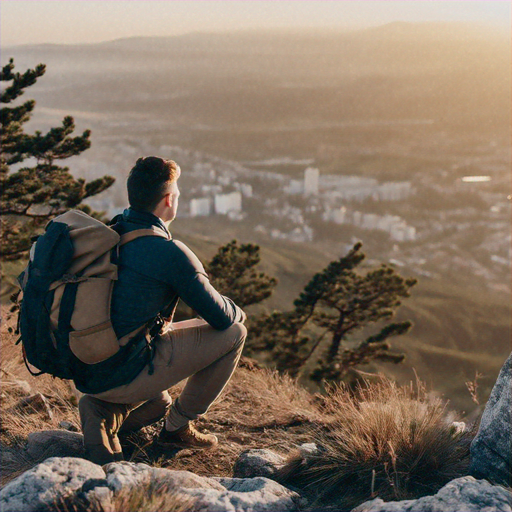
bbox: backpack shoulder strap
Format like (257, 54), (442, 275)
(119, 227), (170, 247)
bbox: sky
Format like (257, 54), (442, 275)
(1, 1), (510, 47)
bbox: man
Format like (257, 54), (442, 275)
(78, 156), (247, 464)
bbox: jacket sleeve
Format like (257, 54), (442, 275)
(163, 240), (246, 330)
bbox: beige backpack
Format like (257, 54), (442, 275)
(17, 210), (169, 380)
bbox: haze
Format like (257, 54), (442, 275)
(1, 0), (510, 47)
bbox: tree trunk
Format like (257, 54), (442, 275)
(327, 314), (346, 362)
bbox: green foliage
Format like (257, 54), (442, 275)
(253, 243), (417, 382)
(206, 240), (277, 308)
(0, 59), (114, 261)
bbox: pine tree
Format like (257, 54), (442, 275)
(206, 240), (277, 308)
(255, 243), (417, 382)
(1, 59), (114, 261)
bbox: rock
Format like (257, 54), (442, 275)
(209, 476), (301, 512)
(104, 461), (227, 493)
(15, 393), (53, 421)
(352, 476), (512, 512)
(103, 461), (153, 492)
(470, 352), (512, 485)
(104, 462), (300, 512)
(83, 486), (114, 512)
(1, 458), (300, 512)
(298, 443), (319, 459)
(0, 457), (105, 512)
(26, 430), (85, 460)
(233, 448), (286, 479)
(2, 379), (32, 397)
(59, 420), (79, 432)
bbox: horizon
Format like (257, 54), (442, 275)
(1, 0), (510, 47)
(2, 20), (511, 50)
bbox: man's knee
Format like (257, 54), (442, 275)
(226, 321), (247, 349)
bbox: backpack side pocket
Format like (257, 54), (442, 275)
(69, 320), (120, 364)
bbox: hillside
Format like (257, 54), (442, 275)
(2, 226), (508, 414)
(171, 227), (511, 414)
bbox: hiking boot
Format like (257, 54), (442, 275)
(157, 423), (218, 450)
(79, 396), (130, 465)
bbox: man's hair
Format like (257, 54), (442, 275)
(127, 156), (179, 212)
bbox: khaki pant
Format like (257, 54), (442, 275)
(91, 319), (247, 431)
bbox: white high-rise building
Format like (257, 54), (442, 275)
(304, 167), (319, 196)
(190, 197), (211, 217)
(214, 191), (242, 215)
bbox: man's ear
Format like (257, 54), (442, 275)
(164, 193), (172, 207)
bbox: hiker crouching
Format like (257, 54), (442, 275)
(78, 156), (247, 464)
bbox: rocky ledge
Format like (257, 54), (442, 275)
(1, 450), (511, 512)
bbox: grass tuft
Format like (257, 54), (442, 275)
(278, 377), (472, 510)
(49, 479), (195, 512)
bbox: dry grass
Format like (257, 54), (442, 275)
(278, 378), (473, 510)
(49, 479), (195, 512)
(119, 366), (321, 476)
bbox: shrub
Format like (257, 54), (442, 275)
(278, 377), (473, 510)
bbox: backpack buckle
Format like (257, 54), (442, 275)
(61, 274), (81, 283)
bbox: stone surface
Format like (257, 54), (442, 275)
(84, 486), (114, 512)
(103, 462), (225, 493)
(470, 353), (512, 486)
(0, 457), (105, 512)
(233, 448), (286, 479)
(1, 457), (300, 512)
(26, 430), (85, 460)
(298, 443), (319, 459)
(208, 476), (301, 512)
(104, 462), (299, 512)
(352, 476), (512, 512)
(59, 420), (79, 432)
(15, 393), (53, 421)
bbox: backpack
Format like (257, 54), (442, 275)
(16, 209), (170, 387)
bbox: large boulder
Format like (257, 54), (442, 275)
(103, 462), (300, 512)
(352, 476), (512, 512)
(103, 462), (226, 493)
(1, 459), (300, 512)
(470, 353), (512, 486)
(0, 457), (105, 512)
(233, 449), (286, 479)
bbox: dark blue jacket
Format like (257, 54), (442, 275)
(111, 208), (245, 336)
(75, 208), (245, 394)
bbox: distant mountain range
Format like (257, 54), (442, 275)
(5, 22), (509, 137)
